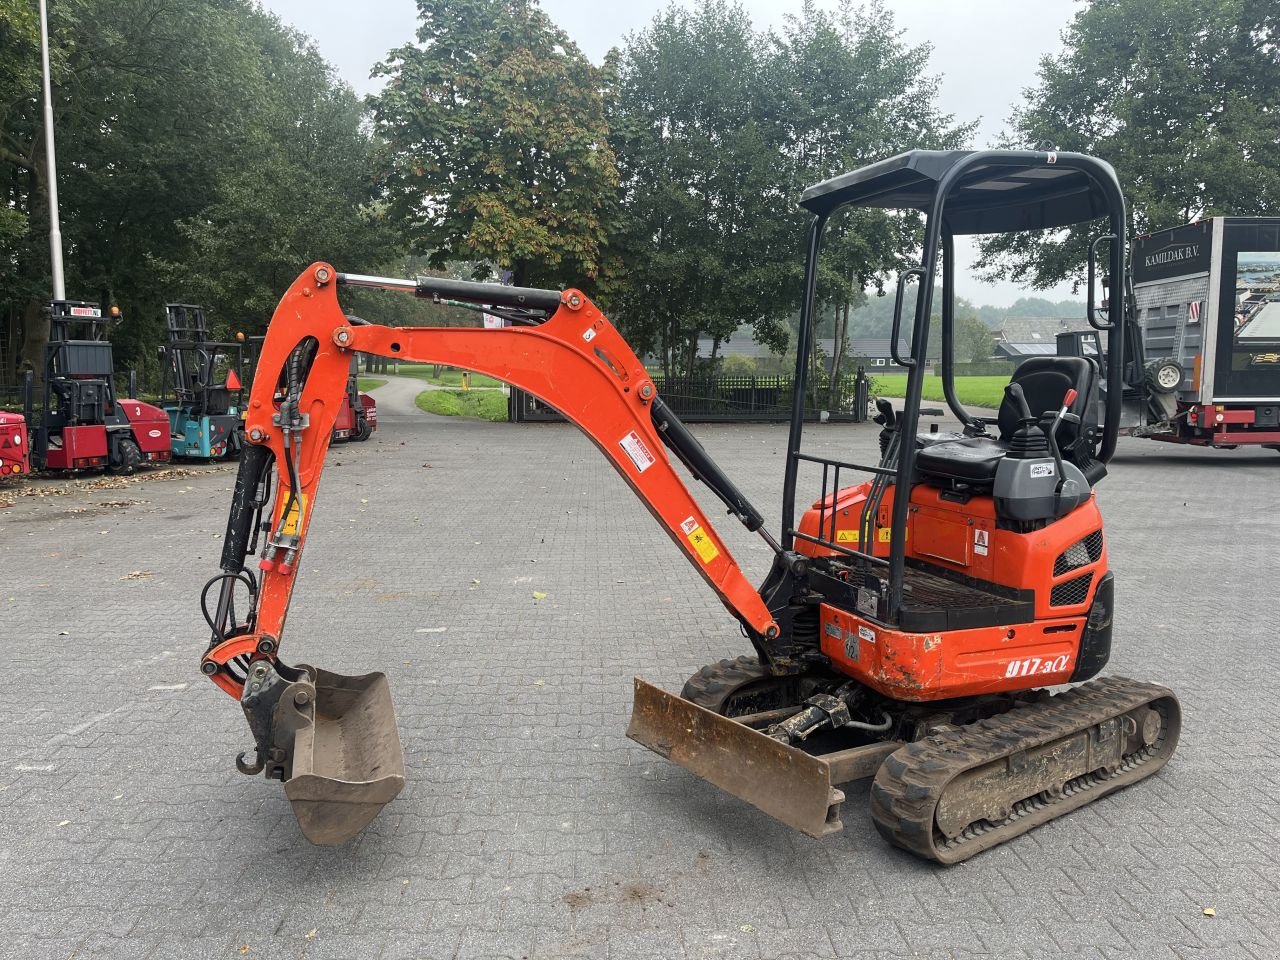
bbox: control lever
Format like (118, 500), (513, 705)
(872, 397), (897, 429)
(1044, 388), (1078, 501)
(1004, 382), (1034, 424)
(1051, 389), (1079, 435)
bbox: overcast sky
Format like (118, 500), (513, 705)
(258, 0), (1082, 306)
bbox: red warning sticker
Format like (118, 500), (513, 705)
(974, 528), (989, 557)
(619, 431), (656, 473)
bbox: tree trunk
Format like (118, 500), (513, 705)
(683, 333), (698, 379)
(665, 317), (675, 381)
(16, 145), (50, 399)
(809, 322), (821, 412)
(17, 298), (47, 401)
(826, 300), (848, 412)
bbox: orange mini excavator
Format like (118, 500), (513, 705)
(201, 149), (1180, 860)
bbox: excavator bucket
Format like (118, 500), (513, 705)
(274, 666), (406, 845)
(627, 678), (854, 838)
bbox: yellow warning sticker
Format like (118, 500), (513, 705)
(877, 527), (907, 544)
(686, 525), (720, 564)
(836, 530), (860, 544)
(280, 493), (307, 536)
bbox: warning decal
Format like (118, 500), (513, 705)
(280, 493), (308, 536)
(685, 524), (720, 564)
(619, 431), (656, 473)
(974, 528), (989, 557)
(836, 530), (860, 543)
(679, 516), (700, 536)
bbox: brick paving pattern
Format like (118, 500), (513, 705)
(2, 401), (1277, 959)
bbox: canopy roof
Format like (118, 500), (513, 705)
(799, 150), (1116, 235)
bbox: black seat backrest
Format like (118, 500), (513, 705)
(997, 356), (1099, 457)
(54, 378), (107, 425)
(203, 386), (232, 416)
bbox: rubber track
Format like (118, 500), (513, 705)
(680, 656), (772, 713)
(869, 676), (1180, 864)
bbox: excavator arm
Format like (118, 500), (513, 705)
(201, 263), (781, 701)
(197, 265), (802, 843)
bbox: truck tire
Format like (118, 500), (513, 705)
(110, 436), (142, 475)
(355, 418), (373, 442)
(1145, 358), (1184, 395)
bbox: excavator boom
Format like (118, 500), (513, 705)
(201, 264), (784, 843)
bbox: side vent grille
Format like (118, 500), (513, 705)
(1050, 573), (1094, 607)
(1053, 529), (1104, 576)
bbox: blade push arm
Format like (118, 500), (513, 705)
(201, 263), (780, 695)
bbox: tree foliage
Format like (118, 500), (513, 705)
(371, 0), (618, 288)
(155, 13), (393, 331)
(606, 0), (968, 379)
(0, 0), (38, 257)
(771, 0), (971, 402)
(606, 1), (795, 377)
(977, 0), (1280, 289)
(1, 0), (394, 388)
(3, 0), (1156, 397)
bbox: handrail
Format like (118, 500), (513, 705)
(1087, 233), (1118, 330)
(890, 269), (925, 368)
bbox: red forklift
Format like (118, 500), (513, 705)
(24, 300), (171, 473)
(0, 409), (29, 477)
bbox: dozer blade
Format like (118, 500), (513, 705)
(278, 667), (406, 845)
(627, 677), (848, 838)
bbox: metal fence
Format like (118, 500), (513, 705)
(511, 373), (871, 423)
(0, 382), (23, 412)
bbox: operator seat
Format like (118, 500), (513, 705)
(915, 356), (1103, 487)
(200, 386), (233, 417)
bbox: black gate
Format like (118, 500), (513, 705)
(511, 372), (871, 423)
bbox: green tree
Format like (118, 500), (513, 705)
(371, 0), (618, 289)
(976, 297), (1089, 328)
(0, 0), (38, 259)
(977, 0), (1280, 289)
(773, 0), (971, 406)
(157, 11), (394, 336)
(607, 1), (800, 378)
(609, 0), (968, 382)
(1, 0), (51, 381)
(1, 0), (396, 390)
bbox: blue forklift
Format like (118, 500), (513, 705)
(161, 304), (245, 460)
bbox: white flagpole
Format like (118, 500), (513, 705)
(38, 0), (65, 301)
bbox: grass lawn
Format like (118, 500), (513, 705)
(393, 364), (504, 388)
(415, 388), (509, 421)
(872, 374), (1008, 410)
(357, 377), (387, 391)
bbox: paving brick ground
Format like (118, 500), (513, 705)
(2, 395), (1278, 959)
